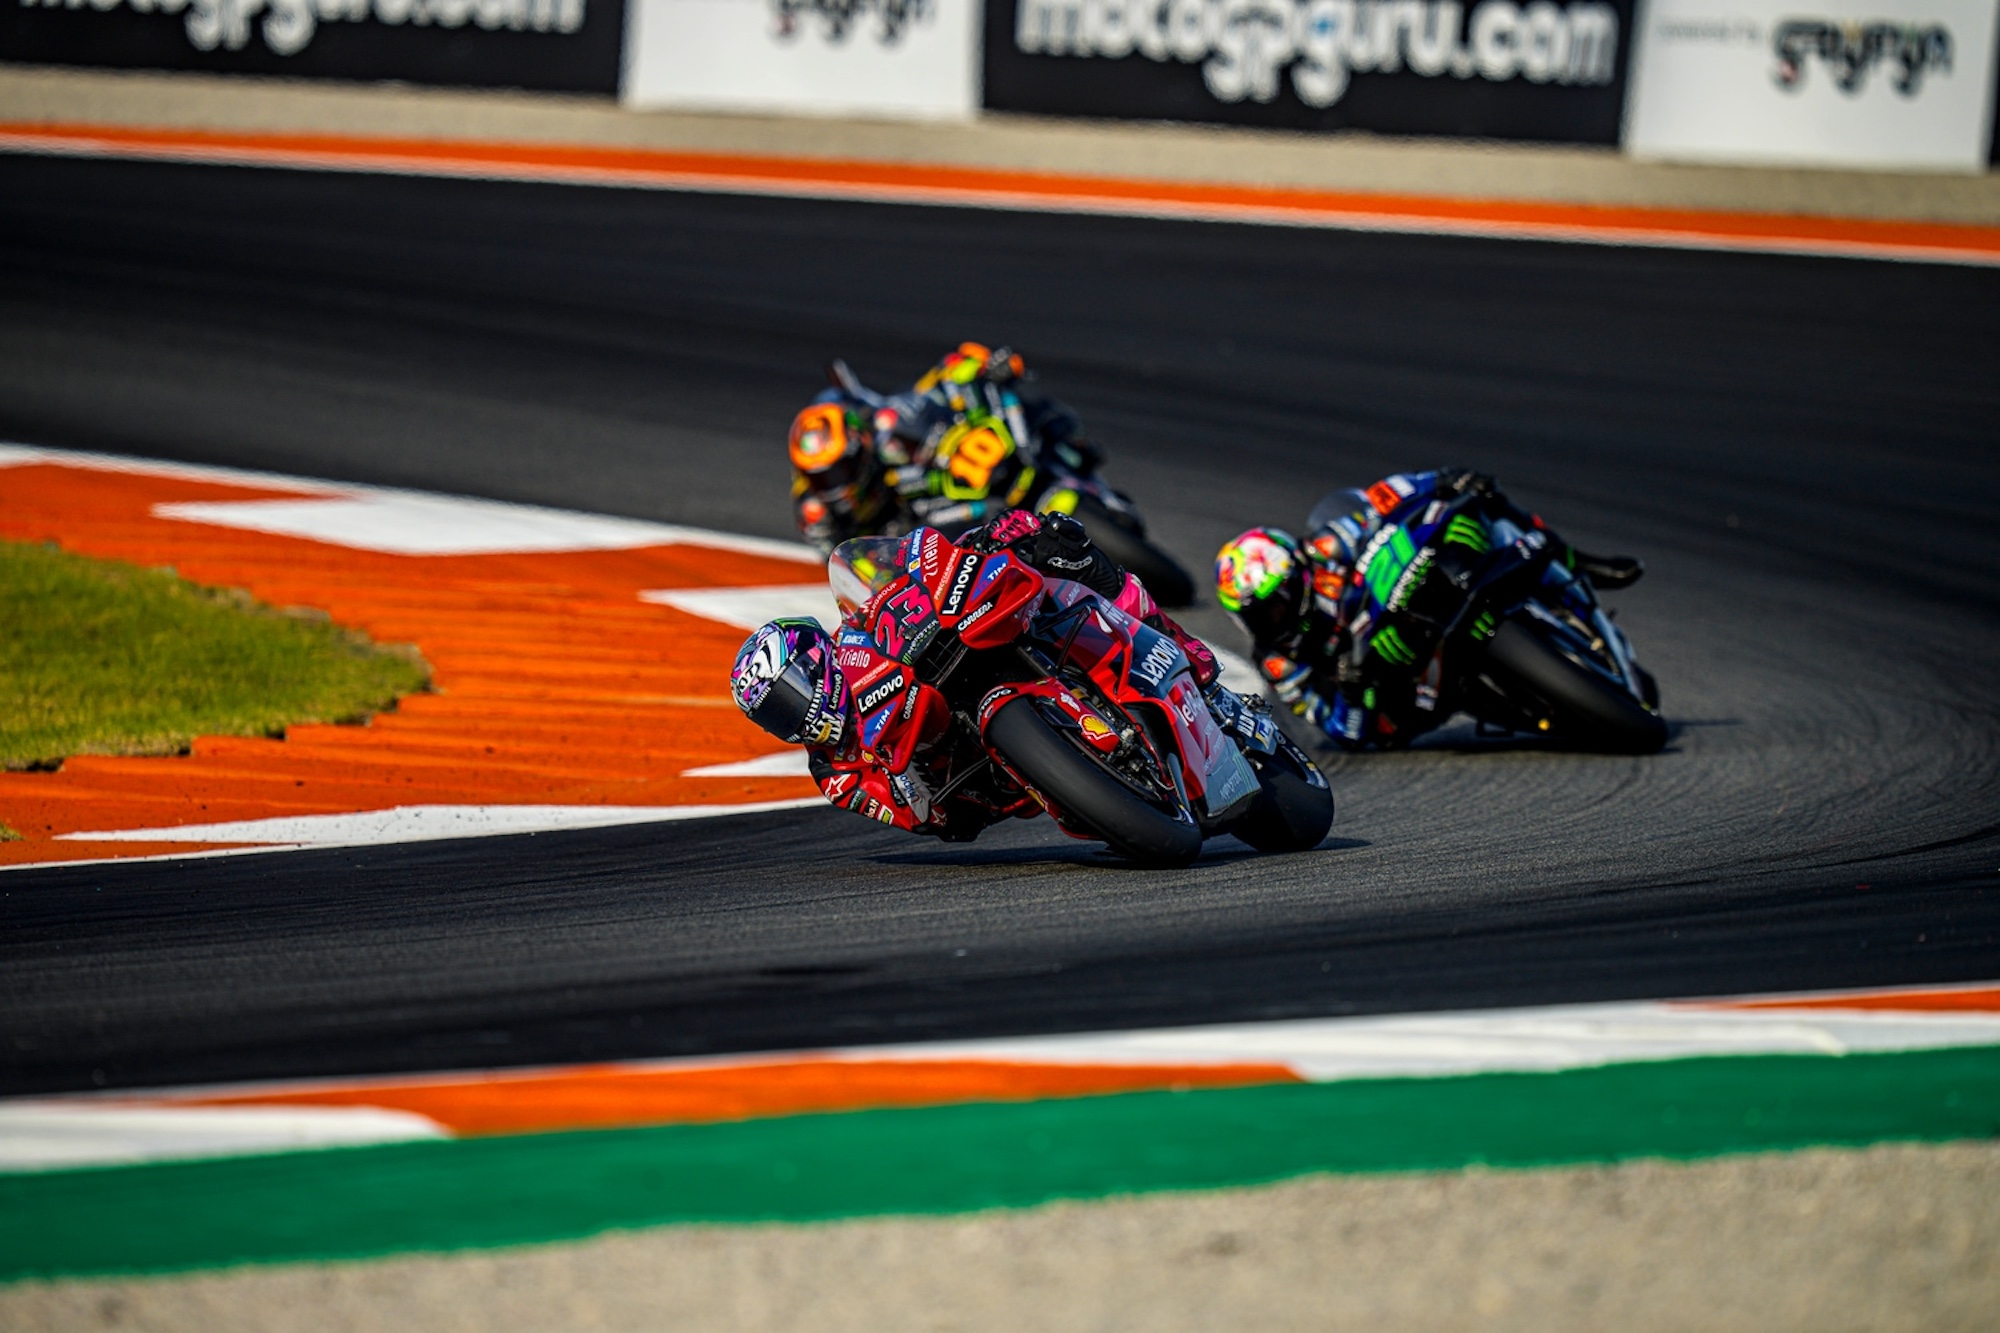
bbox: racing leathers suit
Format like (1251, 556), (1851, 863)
(1254, 469), (1640, 750)
(804, 510), (1219, 839)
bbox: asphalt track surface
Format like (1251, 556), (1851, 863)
(2, 155), (1998, 1097)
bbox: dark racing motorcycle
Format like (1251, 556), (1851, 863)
(828, 359), (1197, 607)
(829, 526), (1332, 865)
(1316, 489), (1668, 755)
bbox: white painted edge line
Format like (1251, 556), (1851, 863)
(0, 442), (820, 563)
(12, 994), (1994, 1170)
(42, 799), (827, 851)
(0, 1104), (447, 1172)
(36, 989), (1998, 1110)
(0, 133), (1993, 269)
(684, 752), (814, 778)
(642, 584), (839, 632)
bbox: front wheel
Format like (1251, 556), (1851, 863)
(985, 697), (1202, 867)
(1231, 735), (1334, 854)
(1479, 618), (1668, 755)
(1070, 496), (1197, 609)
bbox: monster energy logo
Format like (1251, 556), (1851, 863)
(1469, 610), (1498, 642)
(1365, 528), (1418, 606)
(1443, 515), (1490, 552)
(1373, 624), (1416, 665)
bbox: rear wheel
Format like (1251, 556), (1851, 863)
(1071, 496), (1197, 609)
(986, 697), (1202, 866)
(1480, 618), (1668, 755)
(1232, 735), (1334, 854)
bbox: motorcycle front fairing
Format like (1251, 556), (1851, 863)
(1034, 580), (1258, 828)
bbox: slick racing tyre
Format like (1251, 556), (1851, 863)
(1232, 734), (1335, 854)
(1481, 618), (1669, 755)
(1071, 496), (1197, 609)
(986, 696), (1203, 867)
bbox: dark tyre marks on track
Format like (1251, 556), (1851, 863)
(1, 155), (1996, 1095)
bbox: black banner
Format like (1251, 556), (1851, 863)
(983, 0), (1635, 143)
(2, 0), (624, 94)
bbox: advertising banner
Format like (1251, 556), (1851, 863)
(622, 0), (979, 117)
(1, 0), (624, 92)
(1624, 0), (1999, 169)
(981, 0), (1636, 142)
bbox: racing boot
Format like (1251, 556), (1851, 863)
(1572, 550), (1644, 589)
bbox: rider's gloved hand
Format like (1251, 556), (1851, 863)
(966, 508), (1040, 553)
(1438, 468), (1497, 498)
(1024, 510), (1093, 572)
(1265, 658), (1314, 709)
(983, 346), (1026, 383)
(1573, 550), (1645, 589)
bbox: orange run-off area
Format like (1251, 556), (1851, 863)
(0, 456), (820, 867)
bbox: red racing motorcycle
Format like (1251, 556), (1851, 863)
(829, 527), (1332, 866)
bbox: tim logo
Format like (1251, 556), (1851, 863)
(771, 0), (934, 44)
(1772, 18), (1953, 95)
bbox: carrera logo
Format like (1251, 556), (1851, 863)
(859, 671), (907, 713)
(939, 551), (982, 617)
(957, 598), (995, 630)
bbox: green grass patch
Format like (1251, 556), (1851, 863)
(1, 1046), (1996, 1281)
(0, 539), (429, 771)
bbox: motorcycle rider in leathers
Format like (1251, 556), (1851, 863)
(788, 342), (1058, 554)
(1215, 469), (1644, 750)
(731, 509), (1223, 841)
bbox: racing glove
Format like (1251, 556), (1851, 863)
(1262, 656), (1335, 733)
(1572, 550), (1645, 589)
(1437, 467), (1497, 499)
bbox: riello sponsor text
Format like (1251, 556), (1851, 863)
(1016, 0), (1620, 106)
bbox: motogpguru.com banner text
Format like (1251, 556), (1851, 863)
(983, 0), (1634, 141)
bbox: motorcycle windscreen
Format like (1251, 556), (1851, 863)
(829, 534), (909, 621)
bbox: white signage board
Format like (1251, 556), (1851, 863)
(623, 0), (980, 118)
(1624, 0), (1999, 169)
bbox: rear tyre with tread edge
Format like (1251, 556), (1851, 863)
(986, 697), (1203, 867)
(1071, 496), (1197, 609)
(1232, 735), (1334, 854)
(1481, 618), (1668, 755)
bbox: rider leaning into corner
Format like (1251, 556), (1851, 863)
(787, 342), (1047, 553)
(1216, 469), (1646, 750)
(730, 509), (1223, 842)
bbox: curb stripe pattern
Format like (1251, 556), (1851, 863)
(0, 447), (821, 867)
(7, 982), (1996, 1168)
(4, 124), (1999, 267)
(3, 1044), (1996, 1281)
